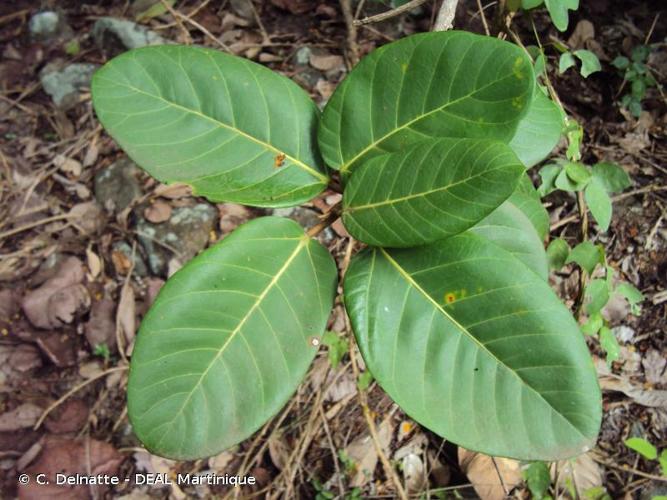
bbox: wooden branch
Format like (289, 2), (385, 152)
(433, 0), (459, 31)
(354, 0), (430, 26)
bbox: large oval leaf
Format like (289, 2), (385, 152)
(92, 46), (328, 207)
(470, 200), (548, 279)
(319, 31), (535, 174)
(509, 89), (562, 168)
(342, 139), (524, 247)
(128, 217), (337, 459)
(344, 234), (601, 460)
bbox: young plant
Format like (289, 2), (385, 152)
(625, 437), (667, 477)
(92, 31), (602, 461)
(612, 45), (657, 117)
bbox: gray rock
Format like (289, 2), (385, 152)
(29, 11), (72, 42)
(92, 17), (166, 54)
(137, 203), (218, 276)
(94, 158), (143, 213)
(293, 67), (323, 91)
(112, 241), (148, 277)
(39, 63), (98, 109)
(294, 46), (312, 65)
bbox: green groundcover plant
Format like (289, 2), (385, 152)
(91, 30), (602, 462)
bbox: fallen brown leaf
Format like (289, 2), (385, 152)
(458, 448), (522, 500)
(144, 199), (172, 223)
(20, 436), (122, 499)
(0, 403), (43, 431)
(345, 416), (393, 487)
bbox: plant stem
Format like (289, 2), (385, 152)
(306, 202), (342, 238)
(354, 0), (430, 26)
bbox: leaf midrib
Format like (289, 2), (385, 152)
(338, 72), (523, 173)
(153, 235), (310, 438)
(377, 247), (587, 439)
(344, 163), (513, 212)
(95, 76), (328, 183)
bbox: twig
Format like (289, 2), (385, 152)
(354, 0), (430, 26)
(591, 454), (667, 483)
(246, 0), (271, 44)
(476, 0), (490, 35)
(34, 366), (129, 430)
(306, 202), (342, 238)
(0, 213), (73, 242)
(160, 0), (193, 44)
(318, 404), (345, 497)
(433, 0), (459, 31)
(340, 0), (360, 66)
(176, 12), (230, 52)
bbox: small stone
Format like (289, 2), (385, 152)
(29, 11), (72, 42)
(294, 47), (312, 66)
(137, 203), (218, 276)
(271, 207), (334, 245)
(94, 158), (142, 213)
(39, 63), (98, 110)
(92, 17), (167, 55)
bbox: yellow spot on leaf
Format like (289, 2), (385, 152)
(444, 292), (456, 304)
(513, 56), (526, 79)
(401, 63), (408, 73)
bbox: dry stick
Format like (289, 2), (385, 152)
(34, 366), (129, 430)
(354, 0), (430, 26)
(318, 404), (345, 497)
(152, 0), (212, 30)
(176, 12), (230, 52)
(476, 0), (490, 35)
(0, 213), (74, 241)
(160, 0), (193, 44)
(433, 0), (459, 31)
(246, 0), (271, 44)
(115, 243), (137, 365)
(340, 0), (360, 66)
(591, 454), (667, 483)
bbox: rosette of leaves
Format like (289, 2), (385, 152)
(92, 31), (600, 461)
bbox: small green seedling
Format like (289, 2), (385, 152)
(559, 50), (601, 78)
(91, 31), (602, 462)
(613, 45), (657, 117)
(625, 437), (667, 478)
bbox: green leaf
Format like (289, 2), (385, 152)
(538, 164), (562, 196)
(322, 331), (348, 369)
(555, 167), (587, 192)
(471, 200), (549, 279)
(591, 163), (631, 193)
(615, 282), (643, 305)
(319, 31), (535, 174)
(524, 462), (551, 499)
(522, 0), (544, 8)
(565, 162), (592, 184)
(585, 279), (610, 315)
(92, 46), (328, 208)
(659, 449), (667, 476)
(581, 312), (603, 336)
(127, 217), (337, 459)
(510, 174), (550, 240)
(510, 89), (563, 168)
(544, 0), (579, 31)
(344, 233), (601, 460)
(546, 238), (570, 270)
(612, 56), (629, 70)
(566, 241), (602, 275)
(585, 179), (612, 231)
(559, 52), (576, 74)
(599, 326), (620, 366)
(624, 437), (658, 460)
(342, 138), (523, 247)
(631, 45), (650, 63)
(574, 50), (601, 78)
